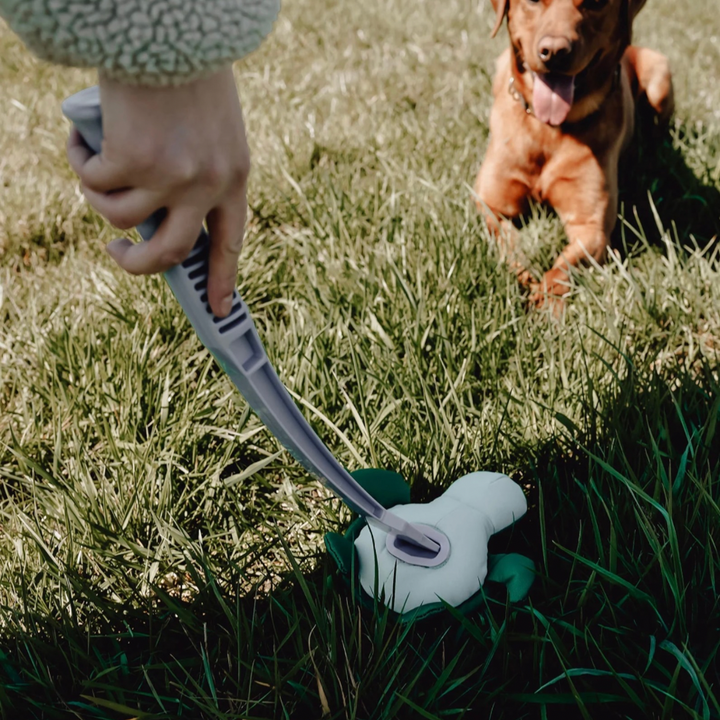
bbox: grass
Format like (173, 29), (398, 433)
(0, 0), (719, 717)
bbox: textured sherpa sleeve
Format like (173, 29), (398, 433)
(0, 0), (281, 87)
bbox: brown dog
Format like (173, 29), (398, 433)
(475, 0), (674, 305)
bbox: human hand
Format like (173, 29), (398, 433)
(67, 65), (250, 317)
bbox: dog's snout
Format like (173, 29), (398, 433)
(537, 36), (573, 70)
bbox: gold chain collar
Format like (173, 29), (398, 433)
(508, 76), (533, 115)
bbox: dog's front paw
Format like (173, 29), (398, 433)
(529, 268), (571, 312)
(516, 268), (537, 288)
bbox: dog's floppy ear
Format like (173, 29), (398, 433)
(621, 0), (647, 44)
(490, 0), (509, 38)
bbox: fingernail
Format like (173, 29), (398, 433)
(105, 238), (125, 259)
(220, 294), (233, 317)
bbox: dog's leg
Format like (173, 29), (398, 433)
(474, 161), (534, 286)
(625, 46), (674, 125)
(532, 160), (617, 307)
(530, 221), (610, 306)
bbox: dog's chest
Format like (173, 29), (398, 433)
(491, 95), (625, 205)
(494, 117), (584, 201)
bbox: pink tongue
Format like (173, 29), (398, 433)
(533, 73), (575, 126)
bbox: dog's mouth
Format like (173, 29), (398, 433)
(530, 50), (604, 126)
(532, 73), (576, 126)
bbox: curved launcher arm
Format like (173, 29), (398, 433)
(62, 86), (440, 555)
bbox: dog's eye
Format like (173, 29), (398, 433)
(526, 0), (541, 4)
(584, 0), (609, 9)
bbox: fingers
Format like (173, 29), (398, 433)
(104, 198), (246, 318)
(66, 127), (94, 170)
(81, 185), (165, 230)
(205, 193), (248, 317)
(106, 206), (204, 276)
(102, 193), (247, 318)
(66, 127), (133, 193)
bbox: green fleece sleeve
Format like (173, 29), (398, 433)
(0, 0), (280, 86)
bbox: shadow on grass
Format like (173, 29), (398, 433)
(617, 116), (720, 253)
(504, 349), (720, 720)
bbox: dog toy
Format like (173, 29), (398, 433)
(62, 86), (535, 620)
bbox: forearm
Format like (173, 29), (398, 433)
(0, 0), (280, 86)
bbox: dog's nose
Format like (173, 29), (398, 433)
(537, 36), (573, 71)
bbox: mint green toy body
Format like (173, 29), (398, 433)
(325, 470), (535, 622)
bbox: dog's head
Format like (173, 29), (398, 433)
(490, 0), (647, 125)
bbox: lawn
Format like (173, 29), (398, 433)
(1, 0), (719, 717)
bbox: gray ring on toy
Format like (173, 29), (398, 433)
(386, 525), (450, 567)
